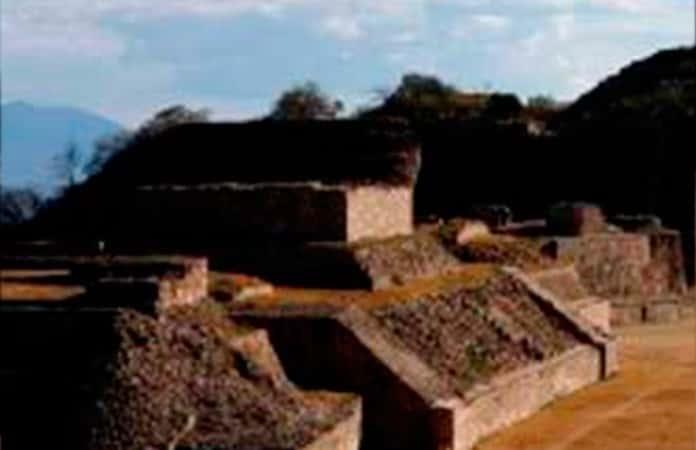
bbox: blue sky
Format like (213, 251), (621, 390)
(2, 0), (693, 126)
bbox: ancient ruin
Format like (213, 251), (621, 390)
(1, 119), (693, 450)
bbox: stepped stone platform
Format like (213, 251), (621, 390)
(538, 232), (688, 326)
(1, 248), (621, 450)
(202, 231), (465, 291)
(208, 230), (555, 292)
(230, 266), (617, 450)
(0, 303), (360, 450)
(131, 182), (413, 243)
(1, 255), (208, 312)
(497, 205), (689, 326)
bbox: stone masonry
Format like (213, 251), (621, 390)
(232, 270), (616, 450)
(132, 182), (413, 243)
(540, 231), (687, 325)
(346, 186), (413, 242)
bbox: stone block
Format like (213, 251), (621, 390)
(133, 183), (414, 243)
(644, 301), (681, 323)
(611, 304), (644, 326)
(575, 298), (612, 334)
(547, 202), (606, 236)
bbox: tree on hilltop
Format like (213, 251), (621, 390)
(527, 95), (558, 109)
(391, 73), (459, 104)
(483, 94), (523, 120)
(84, 105), (210, 177)
(269, 81), (344, 120)
(136, 105), (211, 139)
(359, 74), (520, 122)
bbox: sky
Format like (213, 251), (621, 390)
(1, 0), (693, 126)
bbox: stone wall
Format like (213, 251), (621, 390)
(544, 234), (650, 298)
(0, 255), (209, 311)
(642, 230), (687, 296)
(233, 270), (616, 450)
(130, 182), (413, 243)
(77, 257), (208, 312)
(573, 298), (612, 334)
(208, 232), (461, 291)
(611, 297), (684, 326)
(529, 266), (611, 333)
(347, 186), (413, 242)
(0, 305), (362, 450)
(156, 258), (208, 310)
(542, 231), (687, 299)
(539, 231), (688, 325)
(236, 310), (444, 450)
(530, 266), (588, 301)
(302, 398), (362, 450)
(350, 232), (463, 290)
(133, 183), (347, 241)
(436, 345), (601, 450)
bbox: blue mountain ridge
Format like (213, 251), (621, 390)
(1, 101), (122, 190)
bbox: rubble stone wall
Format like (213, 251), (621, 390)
(233, 273), (616, 450)
(574, 298), (612, 334)
(540, 232), (687, 325)
(76, 257), (208, 311)
(612, 298), (684, 326)
(530, 266), (589, 301)
(545, 232), (687, 299)
(642, 230), (687, 296)
(529, 266), (610, 333)
(443, 345), (602, 450)
(235, 313), (438, 450)
(548, 234), (650, 298)
(157, 258), (208, 310)
(346, 186), (413, 242)
(134, 183), (348, 241)
(301, 397), (362, 450)
(132, 183), (413, 243)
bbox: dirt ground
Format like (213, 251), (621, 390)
(477, 312), (696, 450)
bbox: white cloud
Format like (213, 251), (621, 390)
(1, 3), (124, 59)
(586, 0), (667, 14)
(550, 13), (575, 40)
(437, 0), (575, 10)
(2, 0), (430, 57)
(339, 50), (355, 61)
(489, 5), (689, 100)
(438, 0), (685, 15)
(2, 15), (125, 59)
(319, 15), (365, 40)
(450, 13), (511, 39)
(389, 30), (422, 44)
(473, 14), (510, 29)
(386, 50), (409, 63)
(2, 0), (691, 122)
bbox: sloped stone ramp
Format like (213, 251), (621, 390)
(231, 267), (617, 450)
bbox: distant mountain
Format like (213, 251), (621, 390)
(1, 101), (122, 190)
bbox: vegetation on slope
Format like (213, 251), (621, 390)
(559, 47), (696, 125)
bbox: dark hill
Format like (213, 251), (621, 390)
(91, 120), (420, 189)
(560, 47), (696, 124)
